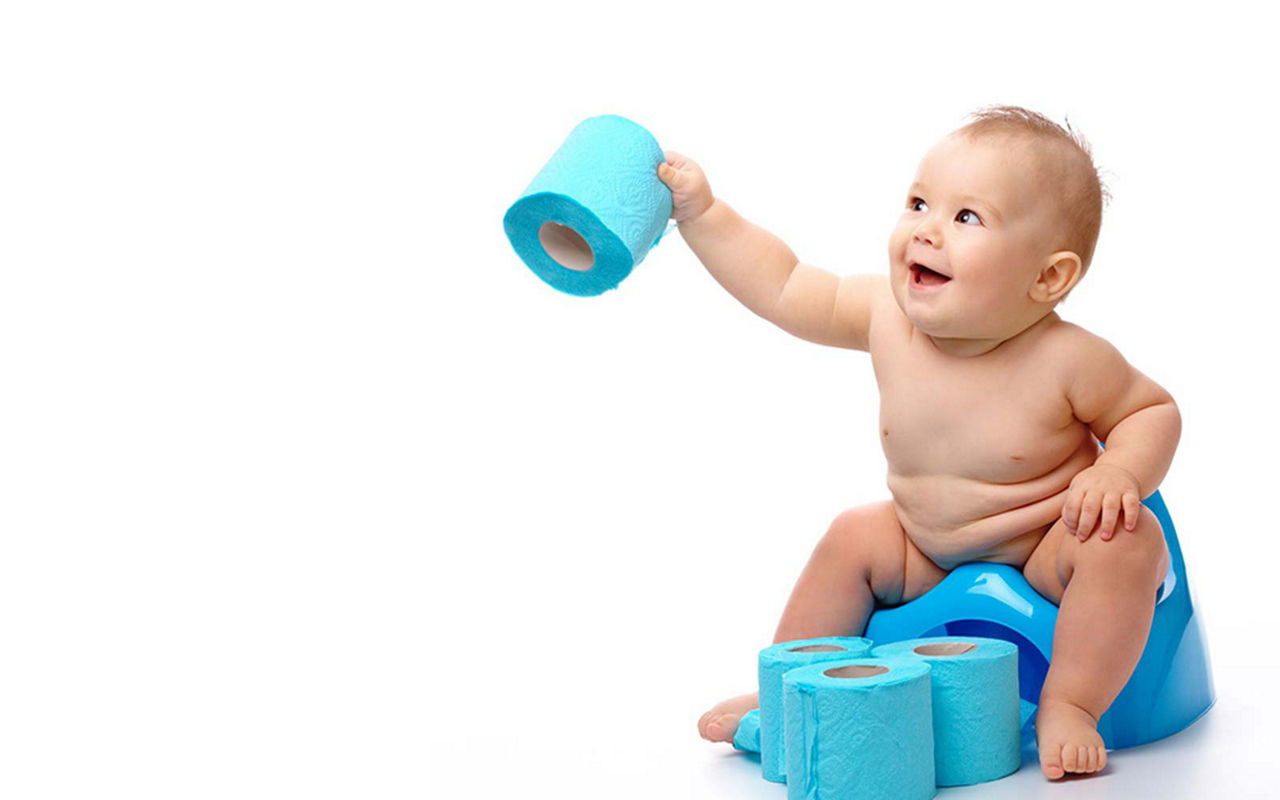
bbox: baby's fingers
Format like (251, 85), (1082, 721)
(1099, 495), (1122, 541)
(1076, 492), (1103, 541)
(1122, 493), (1141, 531)
(1062, 491), (1083, 534)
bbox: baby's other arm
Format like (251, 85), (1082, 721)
(657, 152), (880, 351)
(1060, 327), (1182, 540)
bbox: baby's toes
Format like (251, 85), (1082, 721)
(697, 710), (714, 736)
(697, 711), (726, 740)
(1062, 744), (1081, 773)
(703, 714), (739, 742)
(697, 693), (757, 743)
(1035, 699), (1105, 779)
(1092, 745), (1108, 773)
(1039, 744), (1065, 780)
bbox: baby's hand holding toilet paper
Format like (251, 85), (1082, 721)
(656, 151), (715, 224)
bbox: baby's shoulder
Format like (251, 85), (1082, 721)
(1035, 317), (1130, 382)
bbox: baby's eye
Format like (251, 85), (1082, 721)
(956, 209), (982, 226)
(909, 197), (928, 212)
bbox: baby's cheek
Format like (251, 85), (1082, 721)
(887, 227), (910, 259)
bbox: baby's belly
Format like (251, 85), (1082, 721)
(887, 438), (1098, 570)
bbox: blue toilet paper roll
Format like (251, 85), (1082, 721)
(503, 114), (675, 296)
(758, 637), (874, 783)
(872, 636), (1021, 786)
(783, 657), (936, 800)
(733, 708), (761, 753)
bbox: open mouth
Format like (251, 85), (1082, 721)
(909, 262), (952, 288)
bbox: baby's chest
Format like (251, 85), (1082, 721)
(873, 346), (1080, 477)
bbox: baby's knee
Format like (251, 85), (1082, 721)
(819, 503), (915, 601)
(819, 507), (876, 559)
(818, 504), (903, 568)
(1067, 506), (1168, 584)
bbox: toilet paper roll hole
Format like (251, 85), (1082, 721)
(788, 645), (847, 653)
(913, 642), (978, 657)
(823, 664), (890, 679)
(538, 222), (595, 271)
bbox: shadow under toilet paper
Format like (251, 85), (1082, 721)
(872, 636), (1021, 786)
(757, 637), (874, 784)
(783, 657), (936, 800)
(503, 114), (675, 296)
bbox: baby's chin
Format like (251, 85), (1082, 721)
(899, 305), (992, 343)
(909, 319), (965, 339)
(893, 293), (954, 336)
(892, 285), (1010, 339)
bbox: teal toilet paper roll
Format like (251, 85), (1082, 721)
(758, 637), (874, 783)
(503, 114), (675, 296)
(733, 708), (761, 753)
(872, 636), (1021, 786)
(783, 657), (936, 800)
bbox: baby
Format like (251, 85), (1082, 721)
(655, 106), (1180, 781)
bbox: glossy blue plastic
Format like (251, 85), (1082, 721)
(865, 491), (1214, 750)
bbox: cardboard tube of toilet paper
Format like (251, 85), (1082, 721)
(503, 114), (675, 296)
(783, 657), (936, 800)
(757, 637), (874, 783)
(872, 636), (1021, 786)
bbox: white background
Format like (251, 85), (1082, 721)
(2, 1), (1277, 797)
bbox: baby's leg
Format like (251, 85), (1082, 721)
(699, 500), (948, 742)
(1022, 507), (1170, 779)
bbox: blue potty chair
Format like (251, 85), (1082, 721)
(865, 491), (1214, 750)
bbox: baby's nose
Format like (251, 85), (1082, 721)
(913, 225), (939, 247)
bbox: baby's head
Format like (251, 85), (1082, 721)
(888, 106), (1107, 350)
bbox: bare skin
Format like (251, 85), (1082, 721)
(660, 132), (1180, 781)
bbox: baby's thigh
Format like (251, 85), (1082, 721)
(823, 501), (949, 606)
(1021, 518), (1071, 605)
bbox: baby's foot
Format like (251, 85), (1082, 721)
(1035, 698), (1108, 779)
(697, 692), (758, 742)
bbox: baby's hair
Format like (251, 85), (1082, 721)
(955, 105), (1109, 291)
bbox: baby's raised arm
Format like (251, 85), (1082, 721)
(657, 152), (880, 351)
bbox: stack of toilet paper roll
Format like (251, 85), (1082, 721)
(755, 635), (1022, 797)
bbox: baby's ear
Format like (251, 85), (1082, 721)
(1029, 252), (1083, 304)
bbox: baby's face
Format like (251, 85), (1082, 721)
(887, 134), (1066, 343)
